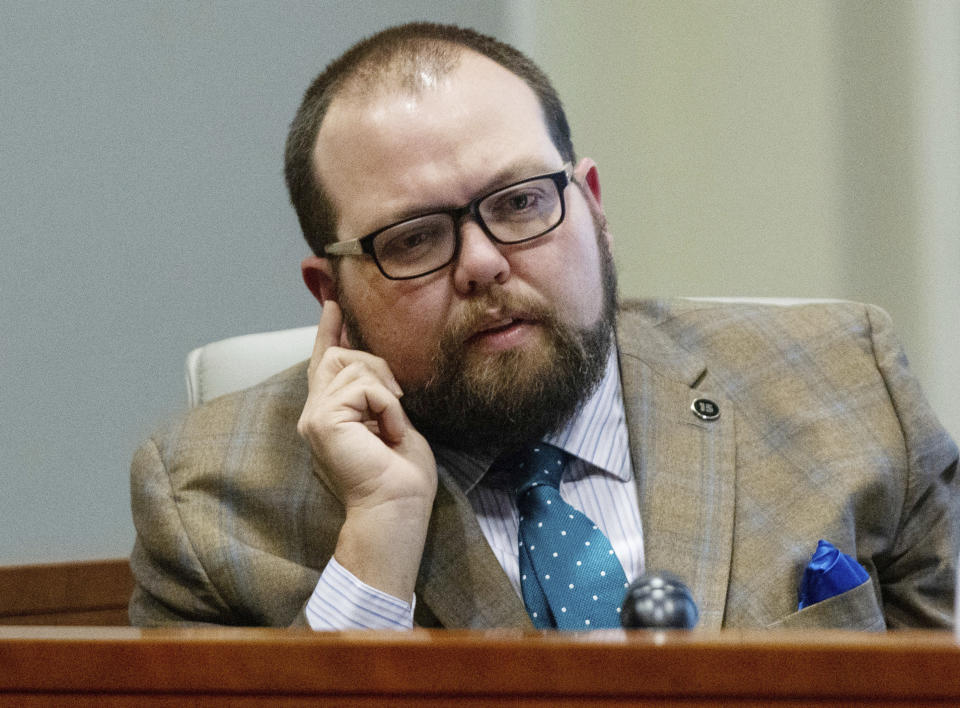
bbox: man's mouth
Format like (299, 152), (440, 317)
(477, 317), (520, 334)
(464, 315), (536, 347)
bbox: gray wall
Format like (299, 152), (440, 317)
(0, 1), (518, 564)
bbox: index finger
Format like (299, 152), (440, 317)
(312, 299), (344, 362)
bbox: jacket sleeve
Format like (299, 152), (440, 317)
(128, 422), (355, 628)
(868, 304), (960, 628)
(128, 436), (239, 626)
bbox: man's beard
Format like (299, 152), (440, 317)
(339, 221), (618, 455)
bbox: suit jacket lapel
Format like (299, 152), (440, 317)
(617, 305), (736, 629)
(415, 468), (532, 629)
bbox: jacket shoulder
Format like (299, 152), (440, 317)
(620, 296), (881, 325)
(147, 360), (309, 457)
(618, 297), (890, 354)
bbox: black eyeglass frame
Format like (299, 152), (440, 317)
(323, 163), (574, 280)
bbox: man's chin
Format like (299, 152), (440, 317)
(462, 349), (556, 407)
(401, 320), (610, 456)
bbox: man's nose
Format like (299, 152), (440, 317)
(452, 219), (510, 295)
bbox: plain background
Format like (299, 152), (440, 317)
(2, 0), (957, 565)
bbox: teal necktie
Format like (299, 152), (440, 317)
(494, 442), (628, 629)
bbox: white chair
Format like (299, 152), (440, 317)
(184, 298), (843, 407)
(185, 325), (317, 407)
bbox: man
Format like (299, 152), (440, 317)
(129, 23), (959, 630)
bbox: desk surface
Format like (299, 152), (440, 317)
(2, 627), (959, 706)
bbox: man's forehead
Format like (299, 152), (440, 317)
(313, 50), (551, 182)
(327, 49), (526, 123)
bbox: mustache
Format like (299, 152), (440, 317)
(438, 288), (557, 351)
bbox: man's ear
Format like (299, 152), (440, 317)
(574, 157), (603, 208)
(574, 157), (611, 246)
(301, 255), (337, 304)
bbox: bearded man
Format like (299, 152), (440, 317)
(129, 23), (959, 631)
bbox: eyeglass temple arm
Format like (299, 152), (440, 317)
(324, 239), (365, 256)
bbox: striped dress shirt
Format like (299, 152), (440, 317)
(306, 350), (644, 629)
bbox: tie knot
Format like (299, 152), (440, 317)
(491, 442), (568, 495)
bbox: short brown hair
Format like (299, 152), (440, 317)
(284, 22), (575, 256)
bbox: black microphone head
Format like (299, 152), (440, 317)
(620, 571), (699, 629)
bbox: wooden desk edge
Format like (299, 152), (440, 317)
(1, 628), (959, 702)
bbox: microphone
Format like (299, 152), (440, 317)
(620, 571), (699, 629)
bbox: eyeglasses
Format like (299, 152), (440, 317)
(324, 163), (573, 280)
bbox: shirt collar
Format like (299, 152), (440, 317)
(546, 349), (630, 481)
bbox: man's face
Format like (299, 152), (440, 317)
(309, 51), (616, 451)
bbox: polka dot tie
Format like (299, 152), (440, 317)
(494, 442), (629, 629)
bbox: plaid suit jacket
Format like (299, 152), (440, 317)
(129, 299), (960, 629)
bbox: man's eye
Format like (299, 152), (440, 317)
(510, 194), (534, 211)
(399, 232), (428, 249)
(487, 186), (551, 221)
(507, 191), (538, 212)
(378, 227), (441, 260)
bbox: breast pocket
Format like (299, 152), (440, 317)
(766, 578), (886, 631)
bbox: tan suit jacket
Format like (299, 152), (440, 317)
(129, 299), (960, 629)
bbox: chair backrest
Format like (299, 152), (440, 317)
(184, 297), (845, 407)
(185, 325), (317, 407)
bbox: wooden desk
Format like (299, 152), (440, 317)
(1, 627), (959, 706)
(0, 560), (132, 625)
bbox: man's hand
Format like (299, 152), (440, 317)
(297, 301), (437, 602)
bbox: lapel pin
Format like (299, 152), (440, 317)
(691, 398), (720, 421)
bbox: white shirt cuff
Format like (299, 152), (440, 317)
(305, 557), (415, 630)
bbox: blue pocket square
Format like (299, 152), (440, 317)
(798, 539), (870, 610)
